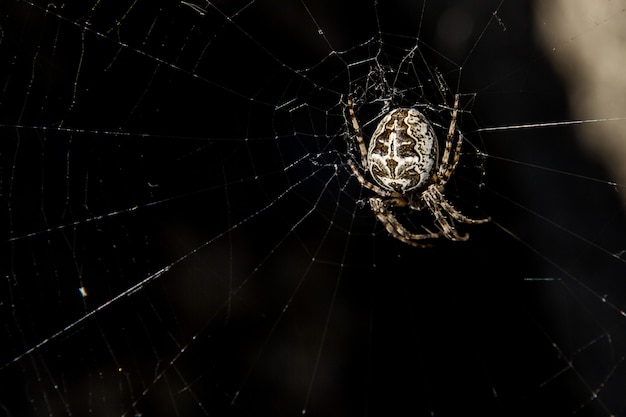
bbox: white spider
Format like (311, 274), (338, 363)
(346, 95), (489, 247)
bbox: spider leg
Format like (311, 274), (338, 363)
(346, 98), (369, 169)
(439, 199), (491, 225)
(421, 190), (468, 241)
(422, 185), (490, 241)
(370, 198), (441, 247)
(436, 94), (463, 186)
(429, 185), (490, 225)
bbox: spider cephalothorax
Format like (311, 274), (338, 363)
(346, 95), (489, 247)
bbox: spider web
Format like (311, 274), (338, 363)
(2, 0), (626, 416)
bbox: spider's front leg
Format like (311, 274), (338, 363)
(421, 185), (489, 241)
(369, 198), (442, 247)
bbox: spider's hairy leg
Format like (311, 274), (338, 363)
(439, 199), (491, 225)
(422, 185), (489, 241)
(369, 198), (441, 247)
(430, 185), (490, 225)
(346, 98), (369, 168)
(437, 94), (463, 186)
(424, 198), (469, 241)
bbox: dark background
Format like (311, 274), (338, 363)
(2, 0), (626, 416)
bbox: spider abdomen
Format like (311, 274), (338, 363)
(367, 108), (438, 193)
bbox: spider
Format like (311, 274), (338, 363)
(346, 95), (489, 247)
